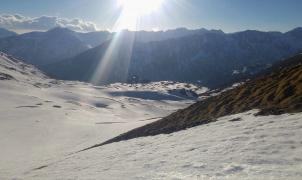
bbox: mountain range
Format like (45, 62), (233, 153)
(0, 28), (91, 66)
(0, 27), (302, 88)
(0, 27), (204, 67)
(44, 27), (302, 88)
(0, 27), (302, 179)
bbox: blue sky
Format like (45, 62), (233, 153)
(0, 0), (301, 32)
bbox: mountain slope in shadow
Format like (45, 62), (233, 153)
(0, 28), (17, 39)
(0, 27), (90, 66)
(44, 28), (302, 88)
(83, 53), (302, 150)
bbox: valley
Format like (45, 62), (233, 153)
(0, 4), (301, 178)
(0, 53), (205, 178)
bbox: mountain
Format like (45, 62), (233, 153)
(72, 27), (208, 48)
(90, 53), (302, 146)
(0, 27), (90, 66)
(123, 28), (216, 42)
(0, 28), (17, 39)
(1, 26), (301, 87)
(285, 27), (302, 39)
(43, 32), (138, 83)
(0, 51), (48, 83)
(75, 31), (113, 48)
(60, 27), (218, 47)
(75, 28), (213, 45)
(0, 27), (220, 69)
(44, 28), (302, 88)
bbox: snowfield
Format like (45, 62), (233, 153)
(0, 53), (204, 179)
(25, 111), (302, 180)
(1, 53), (302, 179)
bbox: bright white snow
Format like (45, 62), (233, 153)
(0, 53), (203, 178)
(25, 111), (302, 180)
(1, 53), (301, 179)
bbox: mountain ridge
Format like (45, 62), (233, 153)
(44, 27), (302, 88)
(0, 27), (90, 66)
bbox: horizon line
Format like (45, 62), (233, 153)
(3, 26), (302, 35)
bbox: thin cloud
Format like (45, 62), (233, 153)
(0, 14), (98, 32)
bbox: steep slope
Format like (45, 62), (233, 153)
(0, 52), (48, 83)
(91, 53), (302, 146)
(0, 27), (90, 66)
(0, 28), (17, 39)
(44, 28), (302, 88)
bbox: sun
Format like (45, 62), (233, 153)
(114, 0), (164, 31)
(118, 0), (164, 15)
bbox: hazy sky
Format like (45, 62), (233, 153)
(0, 0), (302, 32)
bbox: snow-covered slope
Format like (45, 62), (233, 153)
(0, 53), (203, 178)
(23, 110), (302, 179)
(1, 53), (301, 179)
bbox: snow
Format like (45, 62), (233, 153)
(232, 70), (240, 75)
(0, 53), (203, 179)
(107, 81), (208, 98)
(23, 111), (302, 180)
(1, 53), (301, 179)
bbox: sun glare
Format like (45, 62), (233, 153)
(118, 0), (164, 15)
(91, 0), (166, 83)
(115, 0), (164, 31)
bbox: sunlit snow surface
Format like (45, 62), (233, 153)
(26, 111), (302, 180)
(0, 54), (301, 179)
(0, 53), (204, 178)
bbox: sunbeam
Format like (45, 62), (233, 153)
(90, 31), (136, 85)
(114, 0), (164, 31)
(90, 0), (166, 84)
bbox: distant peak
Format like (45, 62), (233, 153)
(209, 29), (224, 34)
(0, 27), (17, 38)
(285, 27), (302, 38)
(47, 27), (74, 34)
(287, 27), (302, 33)
(174, 27), (189, 31)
